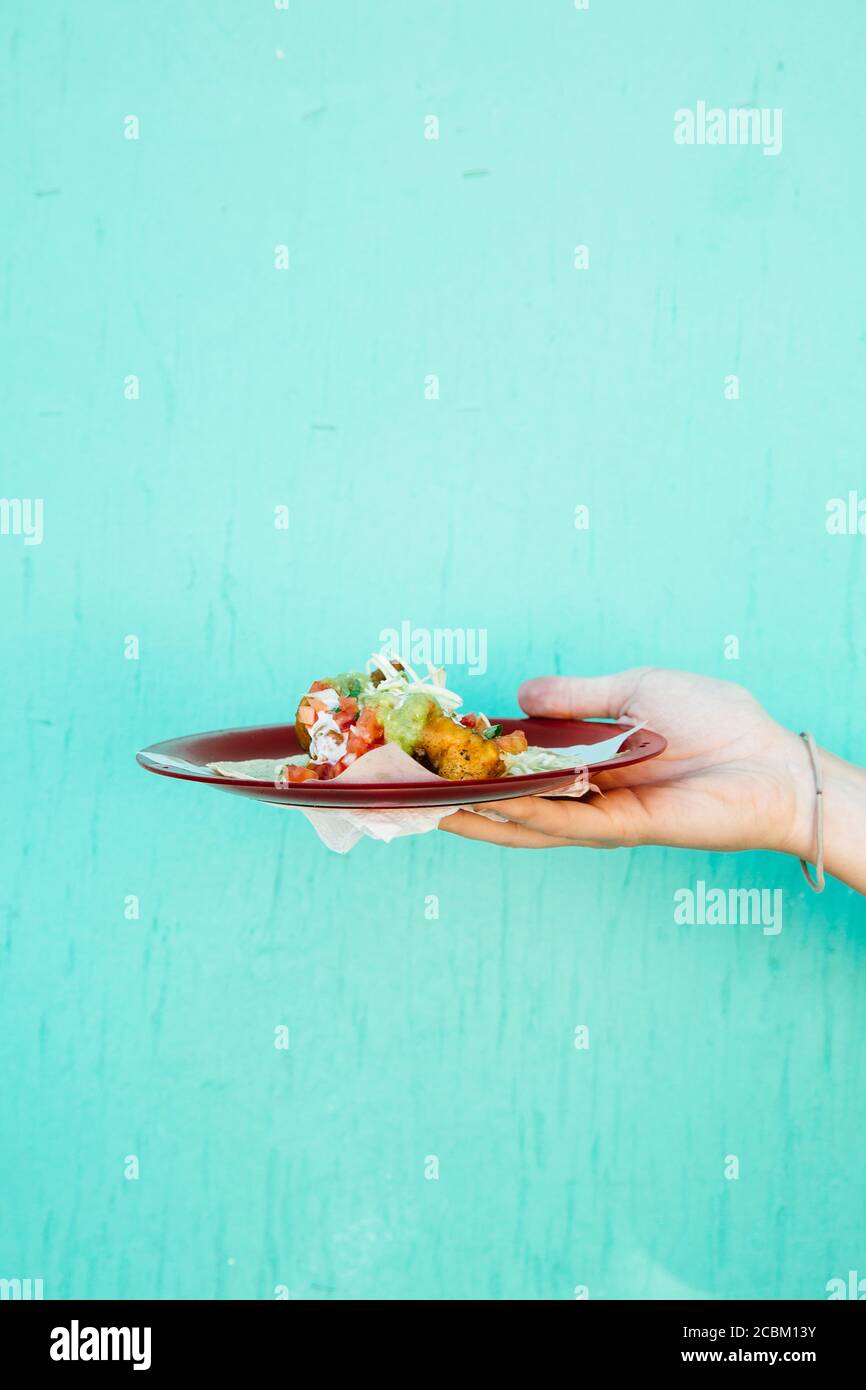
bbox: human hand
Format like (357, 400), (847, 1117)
(440, 668), (816, 856)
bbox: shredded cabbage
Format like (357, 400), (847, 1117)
(365, 652), (463, 713)
(503, 747), (586, 776)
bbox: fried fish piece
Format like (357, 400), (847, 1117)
(295, 708), (313, 752)
(415, 712), (506, 781)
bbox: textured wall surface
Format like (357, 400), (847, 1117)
(2, 1), (866, 1301)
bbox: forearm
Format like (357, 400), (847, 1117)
(818, 750), (866, 894)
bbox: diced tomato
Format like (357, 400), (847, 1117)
(496, 730), (528, 755)
(347, 735), (382, 758)
(318, 760), (350, 780)
(460, 713), (477, 728)
(283, 764), (319, 783)
(355, 706), (384, 743)
(345, 706), (384, 760)
(297, 700), (317, 726)
(308, 680), (331, 693)
(334, 696), (359, 728)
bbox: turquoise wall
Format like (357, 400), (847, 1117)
(3, 0), (865, 1300)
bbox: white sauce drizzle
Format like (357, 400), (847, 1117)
(308, 711), (348, 765)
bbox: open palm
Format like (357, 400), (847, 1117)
(441, 667), (812, 854)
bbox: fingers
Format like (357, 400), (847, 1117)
(438, 809), (576, 848)
(440, 787), (651, 849)
(518, 669), (645, 720)
(474, 790), (644, 847)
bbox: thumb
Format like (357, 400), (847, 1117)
(518, 671), (639, 719)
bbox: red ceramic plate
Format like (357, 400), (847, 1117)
(137, 718), (666, 809)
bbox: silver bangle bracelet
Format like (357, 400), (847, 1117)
(799, 731), (825, 893)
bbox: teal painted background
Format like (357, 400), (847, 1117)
(3, 0), (866, 1301)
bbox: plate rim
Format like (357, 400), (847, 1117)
(136, 717), (667, 798)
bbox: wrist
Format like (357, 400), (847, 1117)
(773, 727), (819, 862)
